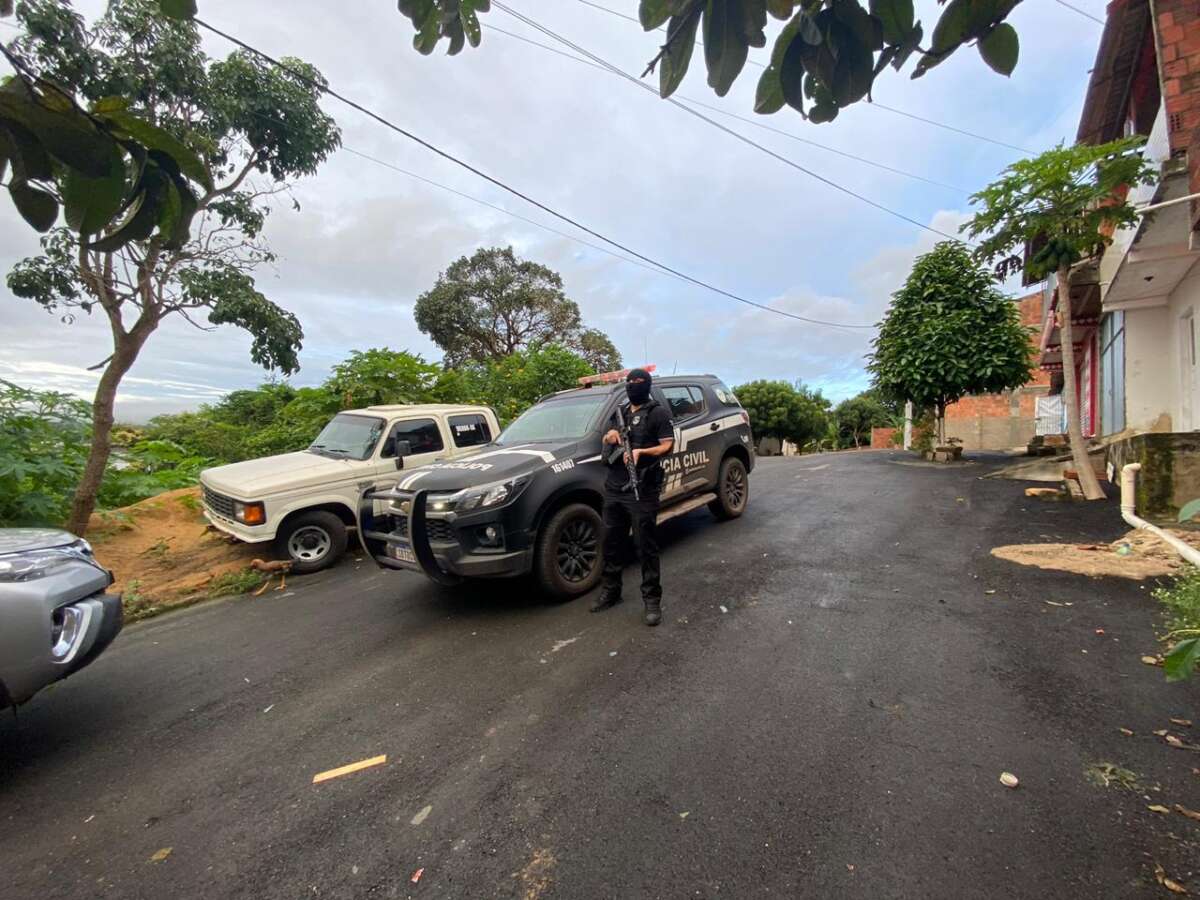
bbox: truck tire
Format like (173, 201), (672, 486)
(534, 503), (604, 599)
(274, 510), (348, 574)
(709, 456), (749, 520)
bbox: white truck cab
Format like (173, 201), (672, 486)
(200, 403), (500, 572)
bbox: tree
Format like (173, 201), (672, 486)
(868, 241), (1034, 448)
(392, 0), (1022, 124)
(326, 348), (441, 409)
(151, 1), (1024, 133)
(4, 0), (340, 534)
(468, 343), (597, 425)
(414, 246), (620, 369)
(963, 139), (1155, 500)
(733, 379), (829, 448)
(832, 392), (890, 448)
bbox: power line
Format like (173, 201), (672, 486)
(1053, 0), (1105, 26)
(491, 1), (959, 240)
(572, 0), (1036, 155)
(193, 17), (876, 330)
(485, 22), (970, 194)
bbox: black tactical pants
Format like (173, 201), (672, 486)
(600, 490), (661, 602)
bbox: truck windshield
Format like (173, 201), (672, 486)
(498, 394), (610, 444)
(309, 414), (385, 460)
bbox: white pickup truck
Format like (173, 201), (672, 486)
(199, 403), (500, 572)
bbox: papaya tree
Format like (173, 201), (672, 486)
(963, 140), (1155, 500)
(4, 0), (340, 534)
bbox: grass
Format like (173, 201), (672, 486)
(1152, 568), (1200, 635)
(122, 579), (163, 622)
(207, 568), (266, 598)
(1084, 762), (1140, 791)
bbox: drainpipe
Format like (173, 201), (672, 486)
(1120, 463), (1200, 567)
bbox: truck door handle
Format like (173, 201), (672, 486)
(709, 422), (720, 431)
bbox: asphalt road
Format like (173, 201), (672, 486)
(3, 452), (1199, 899)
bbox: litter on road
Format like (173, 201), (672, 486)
(411, 868), (425, 884)
(149, 848), (172, 863)
(312, 754), (388, 784)
(999, 772), (1019, 789)
(411, 805), (433, 826)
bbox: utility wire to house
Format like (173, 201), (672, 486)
(192, 17), (878, 330)
(491, 1), (959, 240)
(1053, 0), (1106, 26)
(572, 0), (1036, 154)
(485, 22), (971, 194)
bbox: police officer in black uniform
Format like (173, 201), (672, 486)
(592, 368), (675, 626)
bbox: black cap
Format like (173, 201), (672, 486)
(627, 367), (651, 382)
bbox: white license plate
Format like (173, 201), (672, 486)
(388, 542), (417, 565)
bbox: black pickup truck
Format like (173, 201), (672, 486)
(359, 373), (755, 598)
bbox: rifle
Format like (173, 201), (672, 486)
(611, 404), (641, 501)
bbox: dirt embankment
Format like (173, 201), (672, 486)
(88, 487), (263, 619)
(992, 528), (1200, 580)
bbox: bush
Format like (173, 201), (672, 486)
(1153, 569), (1200, 681)
(0, 379), (90, 526)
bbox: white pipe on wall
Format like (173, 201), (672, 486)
(1120, 463), (1200, 567)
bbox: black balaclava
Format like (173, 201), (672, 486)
(626, 368), (652, 405)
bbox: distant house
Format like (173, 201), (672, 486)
(1036, 0), (1200, 515)
(943, 292), (1051, 451)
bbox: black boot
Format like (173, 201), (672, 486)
(591, 591), (622, 613)
(643, 600), (662, 626)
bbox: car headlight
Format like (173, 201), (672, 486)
(456, 475), (531, 512)
(0, 541), (101, 583)
(233, 500), (266, 525)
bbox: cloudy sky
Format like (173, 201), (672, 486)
(0, 0), (1102, 420)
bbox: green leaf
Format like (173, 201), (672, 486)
(461, 5), (482, 48)
(780, 37), (807, 114)
(754, 64), (785, 114)
(62, 150), (128, 235)
(159, 0), (198, 19)
(929, 0), (972, 54)
(978, 22), (1018, 77)
(1164, 637), (1200, 682)
(156, 175), (183, 239)
(86, 181), (160, 253)
(101, 110), (212, 192)
(832, 0), (883, 51)
(9, 180), (59, 232)
(92, 96), (129, 115)
(1, 121), (53, 181)
(766, 0), (794, 19)
(412, 3), (441, 54)
(640, 0), (675, 30)
(737, 0), (768, 48)
(870, 0), (914, 45)
(704, 0), (750, 97)
(1178, 499), (1200, 523)
(659, 10), (701, 98)
(891, 20), (922, 70)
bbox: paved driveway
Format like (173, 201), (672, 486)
(2, 452), (1197, 898)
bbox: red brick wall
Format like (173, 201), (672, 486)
(870, 427), (897, 449)
(1154, 0), (1200, 229)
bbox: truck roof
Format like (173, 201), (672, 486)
(549, 374), (721, 401)
(347, 403), (495, 416)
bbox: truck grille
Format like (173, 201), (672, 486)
(202, 484), (235, 519)
(394, 517), (456, 544)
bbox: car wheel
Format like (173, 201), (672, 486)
(534, 503), (604, 599)
(709, 456), (749, 520)
(275, 510), (348, 574)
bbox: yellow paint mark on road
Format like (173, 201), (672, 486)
(312, 754), (387, 784)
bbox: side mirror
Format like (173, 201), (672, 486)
(393, 440), (412, 470)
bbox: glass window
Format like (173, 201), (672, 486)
(1100, 311), (1126, 435)
(662, 385), (704, 420)
(383, 418), (444, 457)
(449, 413), (492, 448)
(498, 394), (609, 444)
(713, 381), (740, 406)
(309, 414), (386, 461)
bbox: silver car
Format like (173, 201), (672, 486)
(0, 529), (123, 709)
